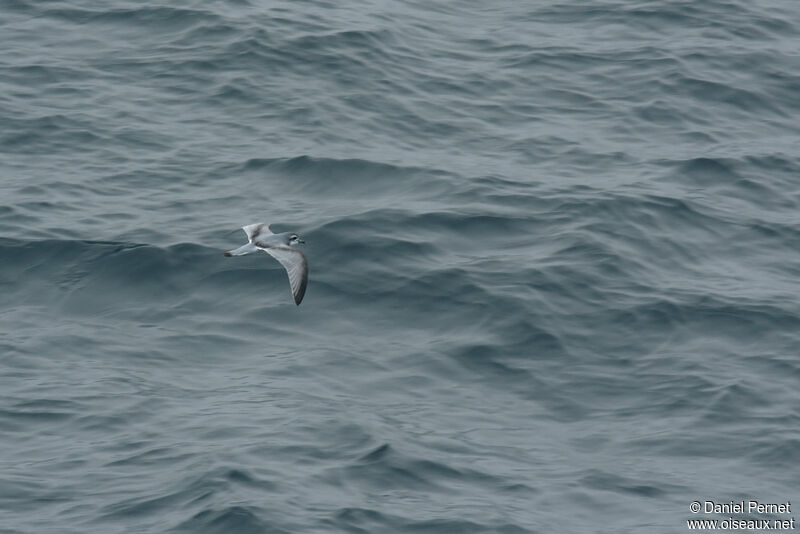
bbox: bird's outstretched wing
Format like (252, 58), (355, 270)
(242, 223), (272, 243)
(261, 246), (308, 305)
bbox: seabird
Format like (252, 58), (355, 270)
(224, 223), (308, 305)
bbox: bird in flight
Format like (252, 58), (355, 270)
(224, 223), (308, 305)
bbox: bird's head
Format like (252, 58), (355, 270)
(288, 233), (305, 245)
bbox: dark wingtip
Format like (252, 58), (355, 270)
(223, 252), (232, 257)
(294, 278), (307, 306)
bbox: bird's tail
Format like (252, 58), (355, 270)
(223, 243), (258, 257)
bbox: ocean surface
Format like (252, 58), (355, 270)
(2, 1), (799, 532)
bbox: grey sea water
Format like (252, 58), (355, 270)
(2, 1), (799, 532)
